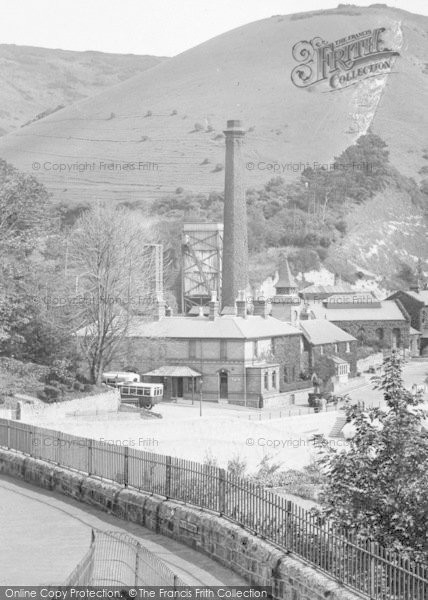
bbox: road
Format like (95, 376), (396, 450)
(0, 475), (247, 586)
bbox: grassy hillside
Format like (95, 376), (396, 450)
(0, 45), (166, 135)
(0, 5), (426, 206)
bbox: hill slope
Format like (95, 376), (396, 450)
(0, 45), (166, 136)
(0, 5), (426, 206)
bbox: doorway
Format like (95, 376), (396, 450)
(219, 371), (228, 399)
(176, 377), (183, 398)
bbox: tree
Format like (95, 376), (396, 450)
(69, 205), (159, 384)
(0, 158), (51, 259)
(318, 351), (428, 561)
(313, 355), (336, 387)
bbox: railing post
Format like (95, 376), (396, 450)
(370, 541), (376, 598)
(124, 445), (129, 488)
(165, 456), (172, 498)
(218, 468), (226, 515)
(135, 541), (141, 585)
(29, 428), (33, 458)
(7, 421), (10, 450)
(88, 439), (92, 476)
(57, 432), (61, 465)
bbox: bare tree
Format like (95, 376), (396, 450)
(69, 205), (159, 383)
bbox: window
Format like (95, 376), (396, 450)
(220, 340), (227, 360)
(319, 345), (324, 355)
(122, 387), (129, 395)
(346, 342), (350, 353)
(253, 341), (259, 359)
(283, 366), (288, 383)
(334, 343), (338, 353)
(272, 371), (276, 389)
(144, 388), (150, 396)
(137, 388), (143, 396)
(264, 372), (269, 390)
(189, 339), (196, 359)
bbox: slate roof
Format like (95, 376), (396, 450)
(143, 366), (202, 377)
(299, 320), (356, 345)
(308, 300), (407, 322)
(405, 290), (428, 305)
(126, 315), (302, 340)
(300, 284), (354, 296)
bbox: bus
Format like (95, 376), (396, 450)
(102, 372), (140, 387)
(117, 382), (164, 409)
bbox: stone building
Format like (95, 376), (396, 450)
(299, 320), (358, 383)
(117, 293), (302, 407)
(387, 288), (428, 355)
(308, 295), (411, 350)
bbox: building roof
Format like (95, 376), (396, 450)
(405, 290), (428, 305)
(276, 258), (297, 290)
(299, 320), (356, 345)
(410, 327), (422, 336)
(330, 356), (349, 365)
(308, 300), (407, 322)
(143, 366), (202, 377)
(126, 314), (302, 340)
(300, 283), (354, 296)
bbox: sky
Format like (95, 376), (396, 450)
(0, 0), (427, 57)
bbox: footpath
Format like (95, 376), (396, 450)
(0, 474), (247, 586)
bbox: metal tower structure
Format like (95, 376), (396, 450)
(181, 222), (223, 313)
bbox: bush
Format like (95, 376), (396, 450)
(44, 385), (62, 400)
(171, 109), (177, 116)
(194, 122), (204, 131)
(227, 454), (247, 478)
(206, 125), (214, 132)
(213, 163), (223, 173)
(73, 381), (85, 392)
(145, 110), (153, 117)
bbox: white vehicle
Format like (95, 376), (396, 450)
(118, 382), (164, 409)
(102, 371), (140, 387)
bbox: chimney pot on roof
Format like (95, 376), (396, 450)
(236, 289), (247, 318)
(253, 291), (269, 318)
(209, 292), (220, 320)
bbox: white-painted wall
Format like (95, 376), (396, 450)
(18, 389), (120, 423)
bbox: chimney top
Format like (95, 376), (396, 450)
(224, 120), (245, 135)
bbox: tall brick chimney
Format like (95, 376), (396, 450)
(221, 120), (248, 310)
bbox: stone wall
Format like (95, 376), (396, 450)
(0, 448), (359, 600)
(332, 319), (410, 350)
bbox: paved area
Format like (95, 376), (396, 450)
(0, 475), (247, 587)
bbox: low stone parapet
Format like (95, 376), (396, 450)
(0, 447), (359, 600)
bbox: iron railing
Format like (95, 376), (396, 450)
(63, 529), (188, 586)
(1, 418), (426, 599)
